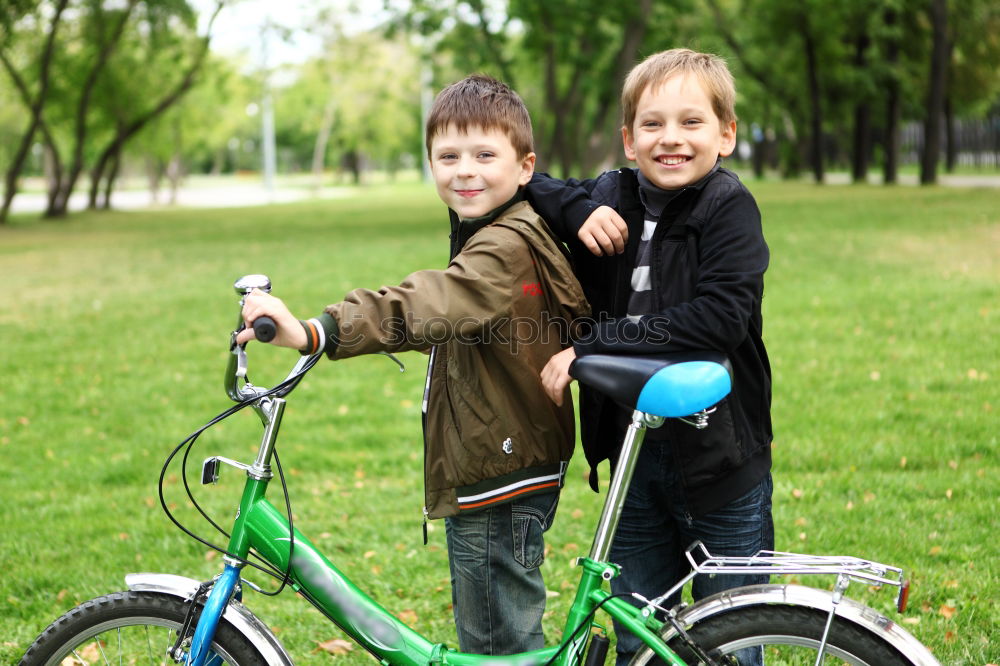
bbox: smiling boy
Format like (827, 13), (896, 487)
(237, 75), (589, 656)
(526, 49), (772, 666)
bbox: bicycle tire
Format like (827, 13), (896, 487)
(631, 603), (914, 665)
(18, 589), (268, 666)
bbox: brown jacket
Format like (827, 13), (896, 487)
(321, 200), (590, 518)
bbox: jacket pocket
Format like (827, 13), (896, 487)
(671, 397), (743, 488)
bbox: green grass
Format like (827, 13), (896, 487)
(1, 180), (996, 664)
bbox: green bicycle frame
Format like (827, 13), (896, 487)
(213, 338), (688, 665)
(228, 481), (685, 666)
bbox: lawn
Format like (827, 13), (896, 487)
(0, 180), (996, 664)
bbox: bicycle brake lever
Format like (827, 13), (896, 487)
(380, 351), (405, 372)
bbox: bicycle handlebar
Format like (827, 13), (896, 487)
(252, 316), (277, 343)
(226, 274), (315, 404)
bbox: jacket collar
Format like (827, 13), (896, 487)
(448, 190), (524, 260)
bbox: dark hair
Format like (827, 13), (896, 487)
(425, 74), (533, 158)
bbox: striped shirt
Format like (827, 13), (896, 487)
(627, 173), (679, 320)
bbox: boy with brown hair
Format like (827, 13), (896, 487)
(238, 74), (589, 656)
(526, 48), (772, 666)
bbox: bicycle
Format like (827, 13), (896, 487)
(19, 275), (940, 666)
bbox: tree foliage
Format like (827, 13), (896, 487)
(0, 0), (221, 221)
(2, 0), (999, 221)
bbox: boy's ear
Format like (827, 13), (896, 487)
(719, 120), (737, 158)
(622, 126), (637, 162)
(518, 152), (536, 186)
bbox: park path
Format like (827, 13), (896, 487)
(9, 178), (351, 215)
(9, 172), (999, 215)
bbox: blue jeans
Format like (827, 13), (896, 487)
(609, 439), (773, 666)
(444, 491), (560, 655)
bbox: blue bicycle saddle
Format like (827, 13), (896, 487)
(569, 352), (732, 418)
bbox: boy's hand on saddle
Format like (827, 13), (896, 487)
(236, 289), (308, 350)
(541, 347), (577, 406)
(578, 206), (628, 256)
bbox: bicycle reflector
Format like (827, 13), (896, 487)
(896, 579), (910, 613)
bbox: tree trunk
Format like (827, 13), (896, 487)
(47, 0), (138, 217)
(0, 0), (69, 224)
(944, 97), (956, 173)
(311, 97), (337, 191)
(100, 150), (121, 210)
(920, 0), (948, 185)
(801, 19), (825, 183)
(579, 0), (651, 175)
(82, 2), (223, 212)
(882, 7), (901, 184)
(851, 32), (871, 183)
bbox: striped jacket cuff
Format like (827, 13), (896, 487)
(298, 313), (338, 356)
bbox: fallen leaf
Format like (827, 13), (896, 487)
(863, 492), (876, 503)
(929, 546), (942, 556)
(316, 638), (354, 655)
(938, 604), (957, 620)
(902, 617), (920, 625)
(791, 488), (803, 499)
(571, 509), (584, 520)
(794, 517), (808, 527)
(944, 630), (956, 642)
(845, 501), (854, 511)
(899, 456), (907, 468)
(398, 609), (418, 626)
(948, 460), (958, 470)
(945, 488), (953, 499)
(363, 551), (377, 559)
(76, 641), (104, 661)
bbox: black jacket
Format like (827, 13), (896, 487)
(526, 163), (772, 516)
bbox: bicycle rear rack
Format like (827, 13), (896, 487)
(645, 541), (910, 615)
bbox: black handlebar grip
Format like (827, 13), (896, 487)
(252, 316), (277, 343)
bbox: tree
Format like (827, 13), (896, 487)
(0, 0), (69, 224)
(387, 0), (663, 176)
(0, 0), (223, 219)
(275, 27), (422, 184)
(84, 1), (224, 210)
(920, 0), (948, 184)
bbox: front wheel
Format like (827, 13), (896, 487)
(632, 604), (915, 665)
(18, 590), (267, 666)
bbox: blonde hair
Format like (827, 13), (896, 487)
(425, 74), (534, 158)
(621, 49), (737, 130)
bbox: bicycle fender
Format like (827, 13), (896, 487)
(663, 584), (940, 666)
(125, 573), (294, 666)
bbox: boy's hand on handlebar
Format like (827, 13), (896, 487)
(235, 289), (308, 350)
(541, 347), (577, 406)
(578, 206), (628, 256)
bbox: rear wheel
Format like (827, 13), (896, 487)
(18, 590), (267, 666)
(631, 604), (915, 665)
